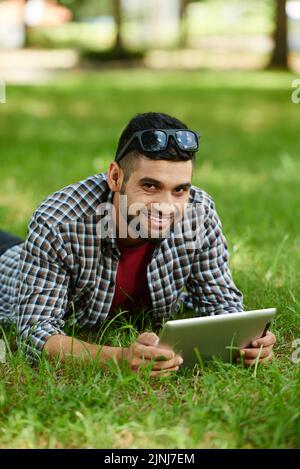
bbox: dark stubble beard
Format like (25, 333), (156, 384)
(119, 181), (175, 243)
(126, 214), (175, 243)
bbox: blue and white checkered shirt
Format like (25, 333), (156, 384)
(0, 172), (243, 362)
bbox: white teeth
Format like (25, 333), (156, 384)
(149, 214), (169, 219)
(149, 216), (169, 222)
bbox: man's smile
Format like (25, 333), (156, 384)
(147, 212), (173, 230)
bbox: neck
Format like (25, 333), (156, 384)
(112, 192), (147, 248)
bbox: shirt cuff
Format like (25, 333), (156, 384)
(17, 323), (66, 365)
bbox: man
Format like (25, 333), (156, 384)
(0, 112), (276, 375)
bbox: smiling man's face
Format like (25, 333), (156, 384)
(107, 156), (193, 246)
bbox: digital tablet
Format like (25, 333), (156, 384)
(158, 308), (276, 367)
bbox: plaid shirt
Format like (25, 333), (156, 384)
(0, 172), (243, 362)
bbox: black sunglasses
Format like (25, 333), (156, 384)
(115, 129), (200, 163)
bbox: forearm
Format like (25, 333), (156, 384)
(43, 334), (123, 368)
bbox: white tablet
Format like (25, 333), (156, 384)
(158, 308), (276, 367)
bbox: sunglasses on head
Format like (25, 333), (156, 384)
(115, 128), (200, 163)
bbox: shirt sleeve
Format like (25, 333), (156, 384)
(15, 213), (70, 363)
(186, 198), (244, 316)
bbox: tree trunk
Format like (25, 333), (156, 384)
(179, 0), (190, 48)
(23, 0), (30, 48)
(112, 0), (123, 53)
(268, 0), (288, 68)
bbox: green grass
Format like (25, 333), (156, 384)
(0, 69), (300, 448)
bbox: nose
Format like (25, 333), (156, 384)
(151, 198), (175, 219)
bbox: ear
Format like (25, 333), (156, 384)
(107, 162), (124, 192)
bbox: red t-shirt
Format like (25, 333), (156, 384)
(109, 240), (157, 315)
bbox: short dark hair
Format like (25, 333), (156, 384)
(115, 112), (196, 182)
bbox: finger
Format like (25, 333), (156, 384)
(252, 331), (276, 348)
(149, 365), (179, 377)
(151, 355), (183, 371)
(131, 364), (180, 376)
(156, 341), (174, 351)
(129, 354), (183, 371)
(151, 372), (171, 378)
(135, 342), (175, 361)
(241, 346), (272, 360)
(136, 333), (176, 357)
(258, 354), (274, 364)
(129, 357), (153, 370)
(242, 352), (274, 366)
(136, 332), (159, 347)
(154, 341), (176, 358)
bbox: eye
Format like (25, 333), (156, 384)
(173, 187), (187, 195)
(143, 183), (157, 190)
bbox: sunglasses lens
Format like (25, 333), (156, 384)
(175, 131), (198, 150)
(141, 130), (167, 151)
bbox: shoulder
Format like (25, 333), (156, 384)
(189, 184), (217, 216)
(188, 185), (223, 243)
(31, 173), (109, 228)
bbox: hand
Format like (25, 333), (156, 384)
(121, 332), (184, 377)
(238, 331), (276, 366)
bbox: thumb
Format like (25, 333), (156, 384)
(136, 332), (159, 347)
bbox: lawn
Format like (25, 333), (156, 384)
(0, 69), (299, 449)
